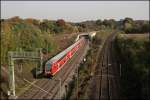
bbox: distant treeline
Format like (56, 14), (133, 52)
(1, 16), (79, 34)
(74, 17), (149, 33)
(0, 16), (149, 64)
(1, 16), (149, 34)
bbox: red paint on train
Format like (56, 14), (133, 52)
(44, 37), (85, 77)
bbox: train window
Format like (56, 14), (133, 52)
(46, 63), (51, 71)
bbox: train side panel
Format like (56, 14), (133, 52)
(45, 37), (86, 76)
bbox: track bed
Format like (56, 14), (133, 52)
(18, 40), (89, 99)
(85, 33), (120, 100)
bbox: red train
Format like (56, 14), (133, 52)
(44, 37), (85, 77)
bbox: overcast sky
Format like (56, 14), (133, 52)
(1, 1), (149, 22)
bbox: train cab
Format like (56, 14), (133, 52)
(45, 62), (52, 76)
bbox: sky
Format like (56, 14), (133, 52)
(1, 1), (149, 22)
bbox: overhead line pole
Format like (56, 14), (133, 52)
(8, 50), (42, 98)
(8, 53), (16, 98)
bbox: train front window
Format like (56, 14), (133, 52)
(46, 63), (51, 71)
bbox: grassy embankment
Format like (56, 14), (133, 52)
(114, 33), (150, 99)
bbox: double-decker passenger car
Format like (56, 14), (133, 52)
(44, 37), (85, 77)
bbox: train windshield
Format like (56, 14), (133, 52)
(46, 63), (51, 71)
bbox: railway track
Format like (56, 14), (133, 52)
(18, 40), (89, 99)
(87, 33), (120, 100)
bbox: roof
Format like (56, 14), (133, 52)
(46, 37), (84, 64)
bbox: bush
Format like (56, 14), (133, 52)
(114, 36), (150, 99)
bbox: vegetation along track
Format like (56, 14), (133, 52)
(18, 39), (89, 99)
(88, 33), (120, 100)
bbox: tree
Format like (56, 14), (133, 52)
(123, 17), (134, 33)
(56, 19), (66, 26)
(9, 16), (22, 22)
(141, 23), (150, 33)
(40, 20), (52, 32)
(123, 17), (134, 24)
(96, 19), (102, 25)
(103, 19), (109, 26)
(124, 23), (133, 33)
(53, 24), (63, 33)
(25, 18), (40, 26)
(102, 19), (116, 29)
(108, 19), (116, 29)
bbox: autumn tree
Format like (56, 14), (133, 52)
(8, 16), (22, 22)
(56, 19), (66, 26)
(25, 18), (40, 26)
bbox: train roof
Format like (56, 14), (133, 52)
(46, 37), (84, 64)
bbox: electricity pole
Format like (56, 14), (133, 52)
(8, 50), (41, 98)
(8, 52), (16, 98)
(40, 48), (43, 73)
